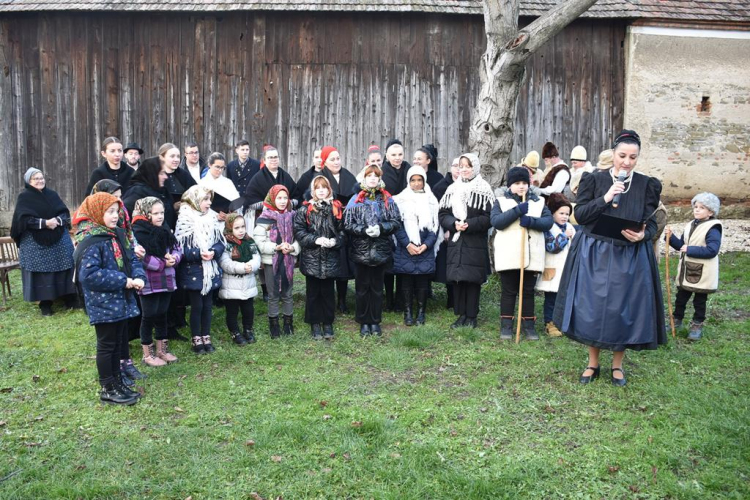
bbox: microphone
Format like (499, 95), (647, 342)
(612, 171), (627, 208)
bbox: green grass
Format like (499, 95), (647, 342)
(1, 253), (749, 499)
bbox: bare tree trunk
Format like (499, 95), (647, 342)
(469, 0), (600, 187)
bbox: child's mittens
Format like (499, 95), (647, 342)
(315, 237), (328, 247)
(519, 215), (532, 228)
(365, 225), (381, 238)
(517, 202), (529, 215)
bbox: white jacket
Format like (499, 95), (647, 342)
(253, 220), (301, 265)
(218, 250), (262, 300)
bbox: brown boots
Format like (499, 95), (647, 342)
(142, 344), (166, 367)
(156, 339), (178, 363)
(142, 340), (178, 367)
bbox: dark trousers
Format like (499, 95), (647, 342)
(674, 289), (708, 323)
(95, 320), (128, 385)
(499, 270), (537, 318)
(400, 274), (430, 308)
(167, 289), (188, 328)
(454, 281), (481, 319)
(543, 292), (557, 323)
(225, 298), (255, 331)
(355, 263), (385, 325)
(188, 290), (213, 337)
(336, 279), (348, 303)
(305, 276), (336, 325)
(139, 292), (172, 344)
(384, 273), (402, 306)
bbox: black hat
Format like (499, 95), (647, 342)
(541, 141), (559, 159)
(385, 138), (403, 151)
(124, 142), (144, 155)
(506, 166), (530, 186)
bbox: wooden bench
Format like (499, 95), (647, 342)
(0, 236), (21, 307)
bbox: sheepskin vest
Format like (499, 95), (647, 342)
(676, 219), (721, 294)
(536, 223), (575, 293)
(493, 197), (546, 273)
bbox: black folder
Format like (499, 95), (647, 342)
(591, 214), (644, 242)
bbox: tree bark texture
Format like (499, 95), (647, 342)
(470, 0), (600, 187)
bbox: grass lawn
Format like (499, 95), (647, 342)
(1, 253), (748, 499)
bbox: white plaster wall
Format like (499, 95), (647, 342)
(624, 26), (750, 200)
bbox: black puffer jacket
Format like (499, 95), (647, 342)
(293, 202), (344, 280)
(345, 192), (402, 267)
(438, 201), (492, 284)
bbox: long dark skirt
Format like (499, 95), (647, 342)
(22, 268), (76, 302)
(553, 232), (667, 351)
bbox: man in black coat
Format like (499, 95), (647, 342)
(243, 146), (297, 210)
(227, 140), (261, 196)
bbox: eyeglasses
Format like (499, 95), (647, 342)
(266, 155), (279, 160)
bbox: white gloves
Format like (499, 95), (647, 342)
(365, 225), (381, 238)
(316, 237), (337, 248)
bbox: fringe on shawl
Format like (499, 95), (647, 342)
(175, 206), (226, 295)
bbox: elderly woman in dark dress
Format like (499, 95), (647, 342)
(553, 130), (666, 386)
(10, 168), (77, 315)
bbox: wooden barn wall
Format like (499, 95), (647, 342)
(0, 12), (626, 210)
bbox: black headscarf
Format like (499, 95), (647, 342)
(10, 182), (70, 246)
(131, 157), (162, 190)
(91, 179), (122, 195)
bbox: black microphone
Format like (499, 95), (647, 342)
(612, 171), (627, 208)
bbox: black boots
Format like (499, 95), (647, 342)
(322, 324), (334, 340)
(403, 287), (414, 327)
(415, 289), (427, 326)
(244, 328), (256, 344)
(269, 316), (281, 339)
(230, 331), (248, 346)
(311, 323), (323, 340)
(100, 381), (138, 406)
(261, 284), (269, 302)
(450, 315), (466, 329)
(522, 317), (539, 341)
(500, 317), (514, 340)
(39, 300), (53, 316)
(283, 315), (294, 336)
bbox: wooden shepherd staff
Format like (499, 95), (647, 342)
(665, 227), (676, 338)
(516, 193), (527, 344)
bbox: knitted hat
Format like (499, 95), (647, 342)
(506, 166), (530, 186)
(77, 192), (119, 227)
(542, 142), (559, 159)
(597, 149), (614, 170)
(24, 167), (42, 184)
(520, 151), (540, 170)
(546, 192), (572, 215)
(570, 145), (587, 162)
(321, 145), (337, 164)
(692, 192), (720, 216)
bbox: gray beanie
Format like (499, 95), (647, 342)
(691, 192), (720, 216)
(24, 167), (42, 184)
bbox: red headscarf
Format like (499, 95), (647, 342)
(262, 184), (291, 213)
(320, 145), (337, 167)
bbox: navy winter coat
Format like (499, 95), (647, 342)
(177, 241), (225, 292)
(392, 227), (438, 275)
(79, 239), (146, 325)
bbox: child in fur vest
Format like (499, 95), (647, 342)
(219, 213), (261, 345)
(490, 167), (553, 340)
(535, 193), (576, 337)
(667, 192), (722, 341)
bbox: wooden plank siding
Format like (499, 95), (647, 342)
(0, 11), (626, 211)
